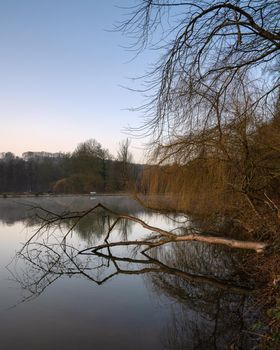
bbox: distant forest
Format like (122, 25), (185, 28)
(0, 139), (143, 194)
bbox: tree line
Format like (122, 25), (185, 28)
(0, 139), (143, 194)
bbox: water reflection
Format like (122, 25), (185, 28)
(3, 196), (260, 349)
(148, 243), (257, 349)
(0, 195), (145, 225)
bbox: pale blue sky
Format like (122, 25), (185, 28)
(0, 0), (155, 161)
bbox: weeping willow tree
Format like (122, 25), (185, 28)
(120, 1), (280, 235)
(140, 80), (280, 235)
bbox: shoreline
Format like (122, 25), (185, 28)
(0, 192), (130, 198)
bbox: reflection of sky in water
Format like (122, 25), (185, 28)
(0, 196), (260, 349)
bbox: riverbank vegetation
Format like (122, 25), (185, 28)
(119, 1), (280, 346)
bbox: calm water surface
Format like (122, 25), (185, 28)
(0, 196), (260, 349)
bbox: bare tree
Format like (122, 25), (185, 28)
(119, 1), (279, 153)
(117, 138), (133, 190)
(119, 1), (280, 238)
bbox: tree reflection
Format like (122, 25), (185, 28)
(147, 244), (258, 349)
(8, 205), (261, 349)
(0, 196), (145, 226)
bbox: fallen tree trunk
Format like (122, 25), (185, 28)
(36, 202), (268, 253)
(174, 234), (266, 253)
(96, 204), (267, 253)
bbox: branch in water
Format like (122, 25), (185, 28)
(34, 202), (267, 253)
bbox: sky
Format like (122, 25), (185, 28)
(0, 0), (155, 162)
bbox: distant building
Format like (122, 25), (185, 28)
(22, 151), (64, 161)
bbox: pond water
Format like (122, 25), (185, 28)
(0, 196), (260, 349)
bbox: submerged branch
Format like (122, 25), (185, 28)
(10, 201), (265, 303)
(34, 202), (267, 253)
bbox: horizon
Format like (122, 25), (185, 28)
(0, 145), (147, 163)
